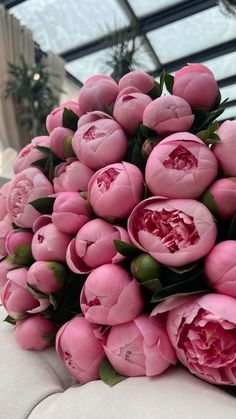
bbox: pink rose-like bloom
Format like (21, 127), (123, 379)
(128, 197), (216, 267)
(143, 96), (194, 137)
(118, 70), (154, 94)
(67, 219), (129, 274)
(72, 119), (127, 170)
(52, 192), (91, 234)
(32, 223), (72, 262)
(104, 314), (176, 377)
(0, 182), (11, 220)
(173, 63), (218, 111)
(88, 162), (144, 219)
(53, 158), (94, 193)
(205, 241), (236, 298)
(1, 268), (49, 319)
(15, 315), (56, 350)
(145, 132), (218, 199)
(27, 261), (66, 294)
(116, 86), (141, 101)
(0, 257), (19, 293)
(13, 136), (50, 174)
(78, 74), (118, 114)
(56, 316), (105, 383)
(5, 230), (33, 265)
(166, 293), (236, 385)
(0, 214), (13, 259)
(214, 121), (236, 176)
(46, 100), (82, 134)
(50, 127), (75, 160)
(206, 177), (236, 219)
(77, 111), (113, 129)
(113, 92), (152, 134)
(6, 168), (54, 228)
(80, 264), (144, 325)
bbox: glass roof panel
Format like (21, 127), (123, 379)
(128, 0), (184, 17)
(66, 38), (156, 83)
(11, 0), (130, 54)
(147, 7), (236, 64)
(203, 51), (236, 81)
(220, 85), (236, 102)
(219, 106), (236, 121)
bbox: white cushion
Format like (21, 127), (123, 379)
(0, 305), (236, 419)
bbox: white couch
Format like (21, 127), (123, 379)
(0, 305), (236, 419)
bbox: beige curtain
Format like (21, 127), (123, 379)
(42, 51), (65, 97)
(0, 5), (34, 151)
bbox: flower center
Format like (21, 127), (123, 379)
(88, 297), (101, 307)
(138, 208), (200, 253)
(97, 168), (120, 192)
(83, 125), (105, 141)
(8, 176), (34, 217)
(163, 145), (198, 171)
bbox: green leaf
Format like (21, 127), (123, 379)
(49, 293), (58, 310)
(227, 214), (236, 240)
(204, 133), (220, 146)
(159, 69), (165, 93)
(62, 108), (79, 131)
(113, 240), (141, 258)
(151, 272), (209, 303)
(27, 283), (48, 299)
(139, 278), (163, 293)
(36, 145), (51, 154)
(167, 263), (198, 275)
(31, 157), (48, 169)
(4, 315), (16, 325)
(139, 124), (156, 138)
(99, 357), (126, 387)
(29, 196), (56, 215)
(44, 153), (55, 182)
(148, 80), (162, 99)
(131, 142), (145, 171)
(165, 73), (174, 94)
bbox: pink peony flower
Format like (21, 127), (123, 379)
(53, 158), (94, 193)
(213, 121), (236, 176)
(15, 315), (56, 350)
(166, 293), (236, 385)
(104, 314), (176, 377)
(5, 230), (33, 265)
(80, 264), (144, 325)
(205, 241), (236, 298)
(72, 119), (127, 170)
(77, 111), (113, 129)
(0, 257), (19, 294)
(203, 177), (236, 219)
(173, 63), (218, 111)
(113, 92), (152, 134)
(52, 192), (91, 234)
(56, 316), (105, 383)
(66, 219), (129, 274)
(50, 127), (75, 160)
(1, 268), (49, 319)
(46, 100), (82, 134)
(13, 136), (50, 174)
(0, 182), (11, 220)
(128, 197), (217, 267)
(145, 132), (218, 199)
(116, 86), (141, 101)
(6, 168), (54, 228)
(143, 96), (194, 136)
(88, 162), (144, 219)
(78, 74), (118, 113)
(27, 261), (66, 294)
(118, 70), (154, 94)
(32, 223), (72, 263)
(0, 214), (13, 259)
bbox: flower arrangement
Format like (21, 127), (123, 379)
(1, 64), (236, 393)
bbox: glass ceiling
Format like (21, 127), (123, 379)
(7, 0), (236, 120)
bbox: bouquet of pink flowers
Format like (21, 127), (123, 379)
(1, 64), (236, 393)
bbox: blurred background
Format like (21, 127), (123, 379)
(0, 0), (236, 176)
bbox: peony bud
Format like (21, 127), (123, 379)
(5, 231), (33, 265)
(27, 261), (66, 294)
(15, 315), (56, 350)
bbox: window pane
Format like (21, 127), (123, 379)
(128, 0), (183, 17)
(11, 0), (130, 54)
(147, 7), (236, 63)
(203, 52), (236, 81)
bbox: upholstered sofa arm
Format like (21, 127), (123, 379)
(0, 306), (236, 419)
